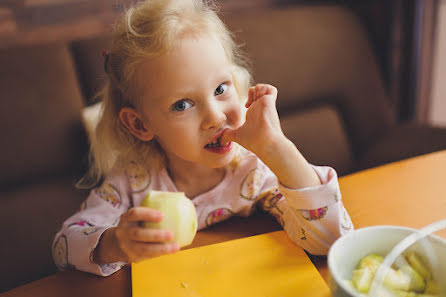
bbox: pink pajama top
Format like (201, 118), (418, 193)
(52, 146), (353, 276)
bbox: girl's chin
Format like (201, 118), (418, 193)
(165, 143), (238, 169)
(206, 148), (237, 168)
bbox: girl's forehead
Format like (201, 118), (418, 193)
(135, 36), (232, 103)
(156, 35), (229, 68)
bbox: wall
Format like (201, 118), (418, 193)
(428, 0), (446, 127)
(0, 0), (275, 50)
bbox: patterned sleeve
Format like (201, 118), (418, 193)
(52, 171), (132, 276)
(256, 162), (354, 255)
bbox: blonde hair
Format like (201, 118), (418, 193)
(78, 0), (252, 188)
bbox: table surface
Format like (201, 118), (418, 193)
(3, 150), (446, 297)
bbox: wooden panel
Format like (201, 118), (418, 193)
(0, 8), (16, 36)
(0, 0), (277, 49)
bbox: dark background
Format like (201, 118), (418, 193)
(0, 0), (427, 123)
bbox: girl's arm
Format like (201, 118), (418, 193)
(223, 84), (354, 254)
(254, 134), (321, 189)
(52, 171), (177, 276)
(254, 160), (353, 255)
(222, 84), (320, 189)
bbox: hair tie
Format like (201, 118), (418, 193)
(102, 49), (110, 73)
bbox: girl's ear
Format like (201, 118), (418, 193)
(119, 107), (154, 141)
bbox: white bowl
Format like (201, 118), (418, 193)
(327, 225), (446, 297)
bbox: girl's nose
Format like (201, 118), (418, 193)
(201, 102), (227, 130)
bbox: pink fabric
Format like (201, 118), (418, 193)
(52, 146), (353, 276)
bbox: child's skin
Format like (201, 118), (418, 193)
(94, 35), (321, 264)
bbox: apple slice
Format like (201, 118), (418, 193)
(352, 267), (374, 293)
(406, 251), (431, 281)
(359, 254), (384, 273)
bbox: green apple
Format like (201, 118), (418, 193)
(424, 279), (439, 295)
(140, 190), (198, 248)
(400, 264), (426, 292)
(406, 251), (431, 281)
(359, 254), (384, 273)
(352, 267), (374, 293)
(382, 267), (412, 291)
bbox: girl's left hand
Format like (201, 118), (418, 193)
(221, 84), (285, 154)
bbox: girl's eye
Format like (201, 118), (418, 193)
(214, 83), (228, 96)
(172, 100), (193, 111)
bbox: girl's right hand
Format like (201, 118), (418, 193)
(113, 207), (180, 263)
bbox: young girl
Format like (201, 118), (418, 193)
(53, 0), (353, 276)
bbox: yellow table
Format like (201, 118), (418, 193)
(3, 151), (446, 297)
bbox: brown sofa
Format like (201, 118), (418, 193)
(2, 5), (446, 292)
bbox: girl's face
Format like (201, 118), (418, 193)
(133, 36), (245, 169)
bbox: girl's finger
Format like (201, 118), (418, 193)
(133, 242), (179, 260)
(257, 84), (269, 98)
(256, 84), (265, 98)
(251, 84), (266, 103)
(122, 207), (163, 223)
(245, 87), (255, 108)
(267, 85), (278, 99)
(220, 128), (236, 146)
(127, 227), (174, 242)
(256, 84), (278, 103)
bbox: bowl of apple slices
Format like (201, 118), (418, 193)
(328, 224), (446, 297)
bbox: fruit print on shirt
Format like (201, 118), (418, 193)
(68, 220), (102, 235)
(68, 220), (93, 228)
(258, 187), (285, 227)
(205, 208), (234, 227)
(126, 161), (151, 193)
(260, 187), (283, 211)
(341, 208), (353, 231)
(299, 206), (328, 221)
(53, 235), (74, 271)
(94, 182), (122, 207)
(240, 168), (263, 200)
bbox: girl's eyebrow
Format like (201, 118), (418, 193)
(161, 68), (233, 103)
(218, 69), (232, 81)
(165, 91), (194, 102)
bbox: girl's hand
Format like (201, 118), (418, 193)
(96, 207), (179, 264)
(221, 84), (285, 155)
(221, 83), (321, 189)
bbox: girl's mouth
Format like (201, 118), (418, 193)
(205, 137), (223, 148)
(204, 136), (232, 154)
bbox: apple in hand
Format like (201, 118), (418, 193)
(140, 191), (198, 248)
